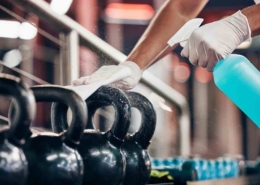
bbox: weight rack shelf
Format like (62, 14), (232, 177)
(148, 175), (260, 185)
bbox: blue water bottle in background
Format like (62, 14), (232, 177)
(213, 54), (260, 128)
(152, 158), (165, 169)
(164, 158), (175, 168)
(208, 160), (216, 180)
(199, 159), (208, 180)
(181, 158), (208, 181)
(151, 157), (187, 170)
(173, 157), (185, 169)
(222, 158), (239, 178)
(215, 158), (225, 179)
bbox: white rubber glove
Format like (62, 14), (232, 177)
(72, 61), (142, 90)
(181, 10), (251, 71)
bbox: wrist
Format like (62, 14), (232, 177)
(224, 10), (251, 43)
(126, 48), (152, 70)
(236, 10), (251, 41)
(241, 3), (260, 37)
(117, 61), (142, 88)
(119, 61), (143, 73)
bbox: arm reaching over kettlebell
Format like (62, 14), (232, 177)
(72, 0), (208, 90)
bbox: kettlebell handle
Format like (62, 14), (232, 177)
(126, 92), (156, 149)
(52, 85), (131, 144)
(0, 74), (36, 145)
(86, 86), (131, 142)
(31, 86), (87, 146)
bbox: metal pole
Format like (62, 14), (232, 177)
(66, 30), (79, 84)
(58, 33), (66, 85)
(11, 0), (191, 155)
(57, 31), (79, 85)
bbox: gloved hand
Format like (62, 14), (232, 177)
(72, 61), (142, 90)
(181, 10), (251, 71)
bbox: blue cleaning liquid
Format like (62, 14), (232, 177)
(213, 54), (260, 128)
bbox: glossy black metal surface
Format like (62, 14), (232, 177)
(122, 91), (157, 185)
(23, 134), (84, 185)
(51, 85), (131, 185)
(0, 130), (28, 185)
(24, 85), (87, 185)
(0, 74), (36, 185)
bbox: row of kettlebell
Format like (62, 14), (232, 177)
(0, 73), (157, 185)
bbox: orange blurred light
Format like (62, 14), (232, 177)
(174, 62), (190, 83)
(105, 3), (155, 20)
(195, 67), (212, 83)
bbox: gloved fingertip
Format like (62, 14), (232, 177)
(72, 79), (78, 84)
(83, 79), (91, 85)
(208, 69), (214, 72)
(198, 60), (206, 68)
(181, 47), (188, 57)
(72, 80), (80, 86)
(206, 65), (214, 72)
(180, 50), (185, 57)
(74, 77), (90, 85)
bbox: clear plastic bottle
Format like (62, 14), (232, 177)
(213, 54), (260, 128)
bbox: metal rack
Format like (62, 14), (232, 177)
(187, 175), (260, 185)
(148, 175), (260, 185)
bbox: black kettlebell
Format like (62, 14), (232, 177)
(0, 74), (35, 185)
(23, 85), (87, 185)
(121, 92), (157, 185)
(51, 85), (131, 185)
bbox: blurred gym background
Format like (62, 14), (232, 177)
(0, 0), (259, 161)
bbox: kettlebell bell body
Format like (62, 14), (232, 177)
(0, 74), (36, 185)
(78, 130), (125, 184)
(0, 129), (28, 185)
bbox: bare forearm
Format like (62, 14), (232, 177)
(242, 3), (260, 37)
(126, 0), (208, 70)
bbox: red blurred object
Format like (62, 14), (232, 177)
(105, 3), (155, 20)
(195, 66), (213, 83)
(174, 62), (190, 83)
